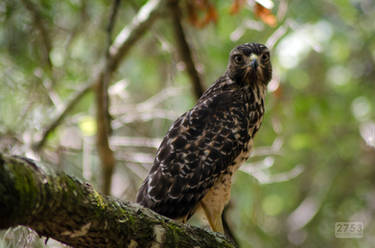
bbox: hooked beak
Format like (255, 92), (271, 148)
(249, 54), (258, 69)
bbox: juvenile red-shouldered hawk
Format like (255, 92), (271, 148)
(136, 42), (272, 233)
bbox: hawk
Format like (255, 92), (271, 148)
(136, 42), (272, 233)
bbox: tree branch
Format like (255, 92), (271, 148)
(95, 71), (116, 195)
(106, 0), (121, 48)
(168, 0), (205, 99)
(21, 0), (63, 109)
(95, 0), (122, 195)
(20, 0), (52, 70)
(63, 0), (88, 64)
(109, 0), (165, 72)
(34, 0), (166, 150)
(0, 153), (236, 248)
(34, 82), (94, 150)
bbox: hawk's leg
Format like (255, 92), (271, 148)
(200, 200), (224, 233)
(199, 173), (233, 233)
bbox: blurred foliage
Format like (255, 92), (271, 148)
(1, 0), (375, 247)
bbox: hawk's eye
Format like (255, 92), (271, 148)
(261, 52), (270, 63)
(233, 55), (243, 64)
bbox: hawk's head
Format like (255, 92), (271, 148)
(227, 42), (272, 85)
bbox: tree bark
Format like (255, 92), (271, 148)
(0, 153), (236, 248)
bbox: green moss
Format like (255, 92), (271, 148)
(95, 193), (107, 209)
(11, 160), (39, 215)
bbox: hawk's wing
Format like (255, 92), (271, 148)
(136, 86), (250, 219)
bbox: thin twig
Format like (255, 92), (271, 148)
(241, 164), (304, 184)
(111, 86), (183, 113)
(109, 0), (165, 72)
(116, 151), (154, 165)
(168, 0), (205, 99)
(251, 138), (283, 157)
(111, 136), (162, 148)
(107, 0), (121, 52)
(136, 86), (184, 111)
(34, 82), (94, 150)
(63, 0), (88, 64)
(111, 87), (183, 128)
(21, 0), (63, 109)
(20, 0), (52, 70)
(265, 19), (290, 50)
(277, 0), (288, 21)
(112, 109), (178, 129)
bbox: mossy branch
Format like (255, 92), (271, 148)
(0, 153), (236, 248)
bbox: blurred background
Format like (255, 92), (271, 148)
(0, 0), (375, 247)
